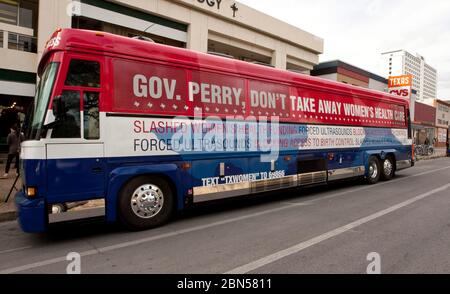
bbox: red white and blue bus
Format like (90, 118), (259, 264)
(16, 29), (414, 233)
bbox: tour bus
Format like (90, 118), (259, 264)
(16, 29), (413, 233)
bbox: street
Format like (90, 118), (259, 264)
(0, 158), (449, 274)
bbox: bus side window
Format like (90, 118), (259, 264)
(84, 92), (100, 140)
(51, 90), (81, 139)
(65, 60), (100, 88)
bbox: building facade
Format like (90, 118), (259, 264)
(380, 50), (437, 102)
(431, 99), (450, 154)
(310, 60), (388, 92)
(413, 101), (436, 147)
(0, 0), (323, 150)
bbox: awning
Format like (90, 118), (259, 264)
(412, 124), (434, 130)
(0, 80), (35, 97)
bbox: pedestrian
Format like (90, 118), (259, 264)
(3, 125), (23, 178)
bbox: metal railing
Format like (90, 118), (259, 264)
(414, 144), (435, 157)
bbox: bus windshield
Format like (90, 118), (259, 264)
(26, 62), (59, 140)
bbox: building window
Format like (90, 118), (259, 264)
(18, 0), (37, 28)
(0, 0), (18, 25)
(0, 0), (38, 53)
(7, 32), (36, 52)
(0, 0), (38, 29)
(73, 15), (186, 48)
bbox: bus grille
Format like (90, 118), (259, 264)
(298, 171), (327, 186)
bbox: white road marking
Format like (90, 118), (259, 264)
(308, 165), (450, 203)
(0, 202), (309, 274)
(0, 246), (32, 255)
(0, 164), (449, 273)
(224, 183), (450, 274)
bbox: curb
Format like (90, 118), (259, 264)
(0, 210), (17, 222)
(416, 155), (448, 162)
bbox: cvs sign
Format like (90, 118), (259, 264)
(388, 75), (412, 100)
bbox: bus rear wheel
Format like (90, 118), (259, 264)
(118, 176), (174, 230)
(381, 156), (395, 181)
(367, 156), (381, 185)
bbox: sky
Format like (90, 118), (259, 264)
(239, 0), (450, 100)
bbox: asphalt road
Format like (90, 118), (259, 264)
(0, 158), (450, 274)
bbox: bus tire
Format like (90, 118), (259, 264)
(381, 156), (395, 181)
(118, 176), (174, 230)
(367, 156), (381, 185)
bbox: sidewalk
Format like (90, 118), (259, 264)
(416, 148), (448, 161)
(0, 164), (20, 222)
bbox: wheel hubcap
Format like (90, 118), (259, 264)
(383, 160), (393, 176)
(131, 184), (164, 219)
(369, 162), (378, 179)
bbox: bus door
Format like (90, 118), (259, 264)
(45, 57), (105, 203)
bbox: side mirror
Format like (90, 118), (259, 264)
(52, 95), (66, 119)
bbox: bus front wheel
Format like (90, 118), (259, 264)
(118, 176), (174, 230)
(367, 156), (381, 185)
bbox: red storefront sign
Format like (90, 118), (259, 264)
(415, 102), (436, 125)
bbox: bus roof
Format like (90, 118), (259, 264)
(41, 29), (408, 107)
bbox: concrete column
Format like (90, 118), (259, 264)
(271, 45), (287, 70)
(187, 10), (208, 53)
(37, 0), (72, 64)
(2, 31), (7, 49)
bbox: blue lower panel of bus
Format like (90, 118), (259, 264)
(15, 191), (47, 233)
(16, 146), (413, 233)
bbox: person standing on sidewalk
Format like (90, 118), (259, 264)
(2, 125), (23, 178)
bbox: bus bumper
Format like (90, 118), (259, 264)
(15, 191), (47, 233)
